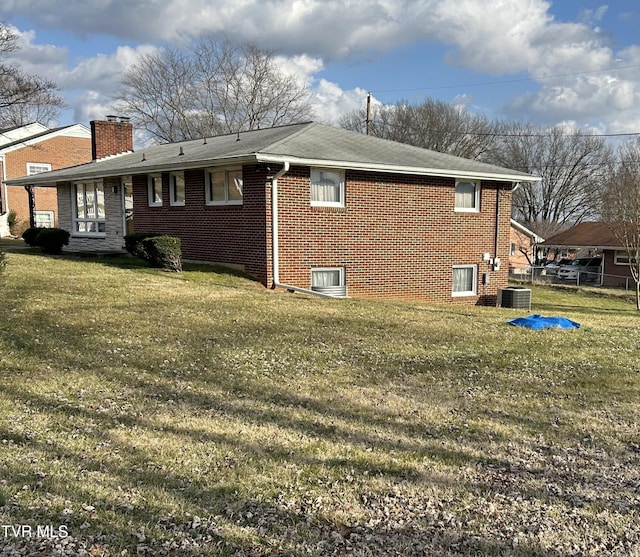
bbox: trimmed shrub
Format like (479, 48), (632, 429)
(22, 227), (70, 253)
(22, 227), (41, 246)
(35, 228), (70, 254)
(141, 236), (182, 272)
(124, 232), (161, 260)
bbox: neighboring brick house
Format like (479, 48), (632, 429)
(543, 221), (638, 288)
(6, 119), (539, 305)
(509, 219), (544, 273)
(0, 123), (92, 236)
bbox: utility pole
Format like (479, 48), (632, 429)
(365, 92), (371, 135)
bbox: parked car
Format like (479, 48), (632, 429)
(557, 257), (602, 282)
(544, 258), (572, 276)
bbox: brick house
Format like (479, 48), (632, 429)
(0, 122), (92, 236)
(509, 219), (544, 274)
(542, 221), (638, 288)
(6, 119), (539, 305)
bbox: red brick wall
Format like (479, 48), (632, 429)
(132, 164), (512, 305)
(131, 166), (271, 284)
(603, 250), (636, 288)
(509, 227), (534, 273)
(4, 135), (92, 233)
(274, 167), (511, 305)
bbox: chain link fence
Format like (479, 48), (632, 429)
(510, 266), (637, 291)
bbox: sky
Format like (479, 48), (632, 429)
(1, 0), (640, 146)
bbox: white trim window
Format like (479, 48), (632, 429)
(311, 267), (344, 288)
(73, 181), (105, 235)
(148, 174), (163, 206)
(452, 264), (477, 296)
(169, 171), (185, 206)
(27, 163), (52, 176)
(614, 250), (639, 266)
(206, 168), (243, 205)
(311, 168), (345, 207)
(34, 210), (54, 228)
(455, 180), (480, 212)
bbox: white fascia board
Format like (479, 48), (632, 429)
(5, 154), (261, 186)
(0, 123), (49, 147)
(255, 154), (541, 183)
(0, 124), (91, 155)
(510, 219), (545, 243)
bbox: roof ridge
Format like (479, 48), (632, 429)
(248, 121), (315, 154)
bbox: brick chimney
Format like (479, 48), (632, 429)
(90, 116), (134, 160)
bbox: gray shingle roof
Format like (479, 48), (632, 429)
(6, 121), (538, 186)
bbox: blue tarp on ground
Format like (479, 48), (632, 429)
(508, 314), (581, 330)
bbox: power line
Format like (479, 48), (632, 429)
(359, 118), (640, 138)
(369, 63), (640, 94)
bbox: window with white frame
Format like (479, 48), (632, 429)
(27, 163), (52, 176)
(452, 264), (477, 296)
(148, 174), (163, 206)
(614, 250), (639, 266)
(311, 267), (344, 288)
(206, 168), (243, 205)
(34, 211), (54, 228)
(311, 168), (345, 207)
(169, 172), (185, 206)
(73, 181), (105, 235)
(454, 180), (480, 212)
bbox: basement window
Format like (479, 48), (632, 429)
(311, 267), (344, 288)
(454, 180), (480, 212)
(452, 264), (477, 296)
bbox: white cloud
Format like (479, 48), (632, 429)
(6, 25), (67, 67)
(1, 0), (639, 134)
(310, 80), (369, 124)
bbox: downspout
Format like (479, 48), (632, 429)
(270, 161), (344, 298)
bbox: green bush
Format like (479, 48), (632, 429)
(141, 236), (182, 272)
(22, 227), (41, 246)
(22, 227), (70, 254)
(124, 232), (161, 260)
(35, 228), (70, 255)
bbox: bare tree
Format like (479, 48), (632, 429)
(490, 123), (614, 237)
(0, 23), (64, 128)
(601, 139), (640, 309)
(114, 38), (314, 143)
(116, 47), (203, 143)
(339, 98), (499, 160)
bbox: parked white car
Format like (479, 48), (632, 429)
(557, 257), (602, 282)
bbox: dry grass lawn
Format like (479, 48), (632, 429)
(0, 251), (639, 555)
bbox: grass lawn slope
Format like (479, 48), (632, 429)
(1, 252), (639, 556)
